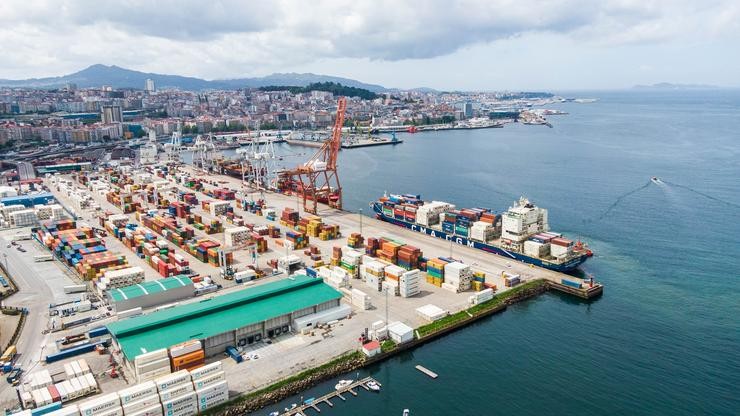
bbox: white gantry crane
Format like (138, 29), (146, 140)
(164, 130), (183, 164)
(235, 133), (278, 190)
(192, 133), (218, 173)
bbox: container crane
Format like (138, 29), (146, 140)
(282, 97), (346, 214)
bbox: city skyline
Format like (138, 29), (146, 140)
(1, 1), (739, 90)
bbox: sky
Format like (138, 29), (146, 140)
(0, 0), (739, 90)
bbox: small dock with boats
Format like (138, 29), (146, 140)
(278, 377), (382, 416)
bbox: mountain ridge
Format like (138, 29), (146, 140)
(0, 64), (388, 92)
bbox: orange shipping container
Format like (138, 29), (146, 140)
(170, 349), (205, 368)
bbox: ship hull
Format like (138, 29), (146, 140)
(372, 202), (588, 273)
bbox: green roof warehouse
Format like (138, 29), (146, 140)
(106, 275), (344, 362)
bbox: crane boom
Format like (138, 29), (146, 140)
(280, 97), (346, 214)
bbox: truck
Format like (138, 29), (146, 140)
(234, 269), (256, 284)
(6, 367), (22, 385)
(34, 254), (54, 262)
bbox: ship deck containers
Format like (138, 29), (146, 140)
(106, 276), (342, 364)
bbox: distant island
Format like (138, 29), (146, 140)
(633, 82), (721, 90)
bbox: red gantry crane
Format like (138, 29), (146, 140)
(282, 97), (346, 214)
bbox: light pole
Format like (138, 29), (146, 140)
(359, 208), (363, 235)
(384, 286), (389, 327)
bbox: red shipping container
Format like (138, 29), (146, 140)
(48, 385), (61, 402)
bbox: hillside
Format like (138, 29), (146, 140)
(0, 64), (387, 92)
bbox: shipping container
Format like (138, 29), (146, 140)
(154, 371), (190, 392)
(118, 381), (157, 405)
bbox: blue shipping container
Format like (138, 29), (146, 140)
(561, 279), (582, 289)
(89, 326), (109, 338)
(45, 343), (95, 363)
(226, 346), (243, 363)
(31, 402), (62, 416)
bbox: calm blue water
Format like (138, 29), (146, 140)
(248, 90), (740, 415)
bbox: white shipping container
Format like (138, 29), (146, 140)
(191, 371), (224, 391)
(161, 401), (196, 416)
(196, 388), (228, 412)
(188, 361), (222, 381)
(31, 389), (46, 407)
(95, 407), (123, 416)
(78, 393), (121, 416)
(155, 371), (191, 392)
(136, 367), (171, 384)
(71, 361), (83, 377)
(157, 383), (192, 402)
(42, 387), (54, 405)
(77, 376), (91, 394)
(194, 380), (227, 397)
(126, 404), (163, 416)
(78, 359), (91, 375)
(364, 274), (381, 291)
(161, 392), (196, 415)
(416, 304), (449, 322)
(168, 341), (202, 358)
(56, 382), (69, 402)
(59, 380), (75, 400)
(469, 288), (494, 305)
(122, 395), (161, 415)
(85, 373), (98, 392)
(65, 363), (76, 378)
(134, 349), (169, 368)
(118, 381), (157, 405)
(387, 322), (414, 344)
(70, 378), (83, 397)
(135, 357), (170, 376)
(21, 391), (34, 408)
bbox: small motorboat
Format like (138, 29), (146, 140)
(269, 412), (279, 416)
(403, 409), (410, 416)
(651, 176), (662, 184)
(366, 380), (381, 392)
(335, 379), (353, 390)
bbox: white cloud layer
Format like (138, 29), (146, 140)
(0, 0), (738, 88)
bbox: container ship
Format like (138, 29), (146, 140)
(371, 194), (592, 272)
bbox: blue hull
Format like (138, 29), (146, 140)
(372, 202), (588, 273)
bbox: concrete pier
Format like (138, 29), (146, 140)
(174, 164), (603, 301)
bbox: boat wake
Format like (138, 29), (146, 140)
(586, 180), (653, 223)
(662, 180), (740, 210)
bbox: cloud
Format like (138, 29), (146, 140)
(0, 0), (737, 80)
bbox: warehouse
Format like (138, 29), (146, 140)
(106, 275), (343, 363)
(106, 275), (194, 312)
